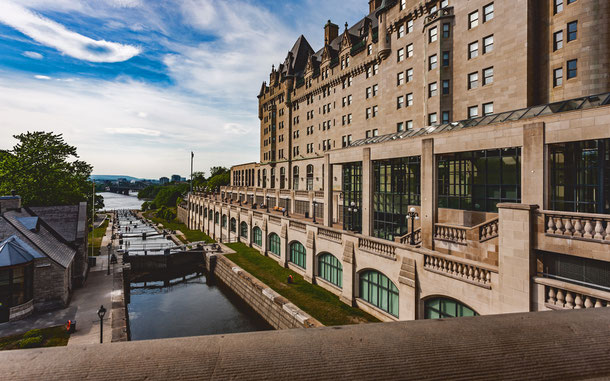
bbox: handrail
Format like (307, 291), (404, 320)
(542, 210), (610, 242)
(358, 237), (396, 260)
(533, 276), (610, 309)
(396, 228), (421, 245)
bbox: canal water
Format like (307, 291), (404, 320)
(99, 192), (144, 211)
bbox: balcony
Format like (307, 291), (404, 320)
(534, 276), (610, 310)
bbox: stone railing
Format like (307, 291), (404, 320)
(477, 218), (499, 242)
(314, 191), (325, 198)
(543, 211), (610, 243)
(358, 238), (396, 260)
(289, 220), (307, 231)
(534, 277), (610, 309)
(434, 223), (468, 245)
(295, 190), (309, 198)
(280, 190), (291, 196)
(318, 228), (342, 243)
(269, 216), (282, 225)
(424, 253), (495, 289)
(396, 228), (421, 246)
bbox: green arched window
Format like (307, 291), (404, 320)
(222, 215), (227, 228)
(240, 222), (248, 238)
(203, 208), (207, 219)
(359, 270), (399, 317)
(268, 233), (281, 257)
(214, 212), (219, 224)
(318, 253), (342, 288)
(230, 218), (236, 232)
(289, 241), (306, 269)
(253, 227), (262, 246)
(424, 297), (478, 319)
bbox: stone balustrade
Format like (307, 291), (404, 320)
(424, 253), (495, 288)
(358, 237), (396, 260)
(544, 211), (610, 243)
(314, 191), (325, 198)
(295, 190), (309, 198)
(396, 228), (421, 246)
(478, 218), (499, 242)
(280, 190), (291, 196)
(318, 227), (342, 242)
(534, 277), (610, 310)
(289, 220), (307, 231)
(434, 223), (468, 245)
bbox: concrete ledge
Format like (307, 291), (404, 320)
(110, 265), (129, 342)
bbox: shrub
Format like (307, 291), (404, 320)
(45, 337), (67, 347)
(18, 336), (43, 349)
(22, 329), (43, 339)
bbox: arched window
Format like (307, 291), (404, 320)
(293, 166), (300, 190)
(253, 227), (262, 246)
(359, 270), (399, 317)
(230, 217), (236, 232)
(280, 167), (286, 189)
(257, 169), (261, 187)
(222, 214), (227, 228)
(209, 210), (213, 220)
(268, 233), (281, 257)
(262, 169), (267, 188)
(306, 164), (314, 190)
(424, 297), (478, 319)
(240, 222), (248, 238)
(318, 253), (342, 288)
(214, 212), (219, 224)
(203, 208), (207, 219)
(289, 241), (306, 269)
(271, 167), (276, 189)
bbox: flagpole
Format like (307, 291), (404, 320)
(190, 151), (194, 193)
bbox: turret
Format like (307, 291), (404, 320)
(376, 0), (391, 59)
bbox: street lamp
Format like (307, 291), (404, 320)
(349, 201), (358, 231)
(106, 243), (111, 275)
(312, 201), (317, 223)
(284, 198), (289, 217)
(97, 305), (106, 344)
(266, 196), (270, 213)
(406, 207), (420, 245)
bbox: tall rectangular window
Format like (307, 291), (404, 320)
(429, 82), (437, 97)
(372, 84), (379, 96)
(442, 23), (450, 38)
(554, 30), (564, 51)
(468, 41), (479, 59)
(407, 19), (414, 33)
(483, 3), (494, 22)
(483, 102), (494, 116)
(429, 26), (438, 43)
(483, 35), (494, 54)
(555, 0), (564, 14)
(429, 54), (438, 70)
(366, 108), (372, 119)
(441, 0), (449, 7)
(442, 79), (450, 94)
(469, 11), (479, 29)
(442, 51), (450, 66)
(442, 111), (450, 123)
(567, 59), (577, 79)
(406, 120), (413, 129)
(428, 113), (438, 125)
(397, 95), (404, 109)
(406, 68), (414, 82)
(398, 24), (405, 39)
(468, 72), (479, 89)
(397, 72), (405, 86)
(406, 93), (413, 106)
(567, 21), (578, 42)
(343, 162), (362, 233)
(407, 43), (414, 57)
(483, 67), (494, 85)
(554, 67), (563, 86)
(397, 48), (405, 62)
(397, 122), (404, 132)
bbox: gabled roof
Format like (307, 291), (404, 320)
(0, 235), (45, 267)
(16, 217), (38, 232)
(29, 205), (81, 242)
(282, 35), (314, 77)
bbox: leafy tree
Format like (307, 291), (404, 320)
(191, 171), (206, 190)
(155, 206), (176, 222)
(209, 166), (228, 178)
(0, 132), (93, 207)
(205, 171), (230, 192)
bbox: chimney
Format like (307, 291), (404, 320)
(0, 194), (22, 214)
(324, 20), (339, 45)
(368, 0), (382, 13)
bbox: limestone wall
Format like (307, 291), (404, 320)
(176, 205), (188, 225)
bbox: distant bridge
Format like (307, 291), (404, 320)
(107, 185), (145, 195)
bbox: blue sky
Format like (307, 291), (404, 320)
(0, 0), (365, 179)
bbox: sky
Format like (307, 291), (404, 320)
(0, 0), (366, 179)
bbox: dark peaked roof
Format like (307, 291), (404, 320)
(0, 235), (45, 267)
(282, 35), (314, 77)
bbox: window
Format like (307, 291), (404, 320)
(398, 24), (405, 39)
(442, 51), (450, 66)
(366, 66), (373, 78)
(468, 106), (478, 118)
(0, 264), (34, 311)
(540, 251), (610, 292)
(407, 20), (413, 33)
(468, 41), (478, 59)
(372, 84), (379, 96)
(406, 44), (413, 58)
(425, 298), (477, 319)
(483, 67), (494, 85)
(397, 48), (405, 62)
(268, 233), (281, 256)
(553, 67), (564, 87)
(306, 164), (314, 190)
(442, 111), (450, 123)
(468, 10), (479, 29)
(406, 93), (413, 106)
(373, 106), (378, 117)
(343, 162), (363, 232)
(367, 44), (373, 55)
(373, 156), (421, 241)
(240, 221), (248, 238)
(483, 102), (494, 116)
(230, 217), (236, 232)
(483, 35), (494, 54)
(483, 3), (494, 22)
(366, 108), (372, 119)
(318, 253), (343, 288)
(397, 122), (404, 132)
(429, 26), (438, 43)
(400, 0), (406, 10)
(359, 270), (399, 317)
(222, 214), (227, 228)
(293, 166), (299, 189)
(348, 114), (352, 124)
(441, 0), (449, 8)
(554, 0), (563, 14)
(397, 72), (405, 86)
(406, 120), (413, 130)
(253, 227), (262, 246)
(406, 68), (413, 82)
(289, 241), (306, 268)
(373, 63), (379, 75)
(567, 59), (577, 79)
(567, 21), (577, 42)
(438, 148), (522, 212)
(442, 23), (450, 38)
(428, 82), (438, 97)
(468, 72), (479, 89)
(429, 54), (438, 70)
(428, 113), (438, 125)
(366, 87), (372, 99)
(554, 30), (564, 51)
(442, 79), (450, 94)
(397, 95), (404, 109)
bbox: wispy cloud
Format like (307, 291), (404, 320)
(23, 51), (43, 59)
(105, 127), (161, 136)
(34, 74), (51, 80)
(0, 1), (141, 63)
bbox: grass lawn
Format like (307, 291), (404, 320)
(0, 326), (70, 351)
(225, 243), (379, 326)
(87, 217), (109, 256)
(144, 211), (214, 244)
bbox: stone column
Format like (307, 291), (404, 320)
(323, 153), (334, 227)
(361, 147), (373, 236)
(521, 122), (545, 209)
(420, 138), (436, 250)
(495, 203), (538, 313)
(280, 223), (288, 267)
(290, 191), (296, 215)
(308, 192), (314, 220)
(261, 218), (268, 254)
(304, 229), (315, 283)
(398, 256), (416, 320)
(340, 239), (355, 306)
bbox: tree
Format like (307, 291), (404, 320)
(191, 171), (206, 190)
(209, 166), (228, 178)
(0, 132), (93, 207)
(206, 171), (230, 192)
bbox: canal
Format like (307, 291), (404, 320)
(99, 191), (144, 211)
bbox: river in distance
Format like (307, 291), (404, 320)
(99, 191), (144, 211)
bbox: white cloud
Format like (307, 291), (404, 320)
(105, 127), (161, 136)
(23, 51), (43, 59)
(34, 75), (51, 80)
(0, 1), (141, 63)
(223, 123), (250, 135)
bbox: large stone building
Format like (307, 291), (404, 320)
(187, 0), (610, 321)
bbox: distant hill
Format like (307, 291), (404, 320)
(91, 175), (141, 182)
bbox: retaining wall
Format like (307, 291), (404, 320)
(111, 263), (130, 342)
(207, 254), (323, 330)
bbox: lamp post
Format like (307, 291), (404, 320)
(97, 305), (106, 344)
(406, 207), (420, 245)
(312, 201), (317, 223)
(266, 196), (270, 213)
(106, 243), (111, 275)
(284, 198), (289, 217)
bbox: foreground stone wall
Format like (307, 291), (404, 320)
(208, 254), (323, 330)
(33, 259), (69, 312)
(176, 205), (188, 225)
(111, 263), (130, 342)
